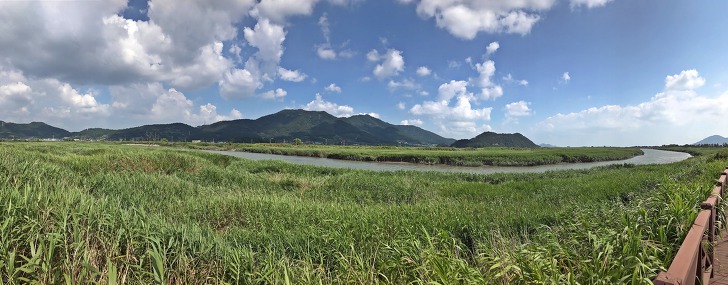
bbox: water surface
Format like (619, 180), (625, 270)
(207, 148), (691, 174)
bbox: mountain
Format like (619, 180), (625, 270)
(539, 143), (559, 148)
(451, 131), (539, 148)
(0, 121), (70, 139)
(196, 110), (454, 145)
(0, 109), (454, 145)
(694, 135), (728, 145)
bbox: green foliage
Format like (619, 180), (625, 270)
(188, 143), (644, 167)
(0, 142), (724, 284)
(293, 138), (303, 146)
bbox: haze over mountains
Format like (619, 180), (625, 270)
(694, 135), (728, 145)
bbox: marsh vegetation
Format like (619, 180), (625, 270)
(0, 142), (723, 284)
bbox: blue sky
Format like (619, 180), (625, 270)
(0, 0), (726, 146)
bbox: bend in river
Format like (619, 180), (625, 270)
(207, 148), (691, 174)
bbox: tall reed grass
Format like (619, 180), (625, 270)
(0, 142), (723, 284)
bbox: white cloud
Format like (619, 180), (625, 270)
(486, 41), (499, 55)
(362, 112), (380, 118)
(389, 79), (421, 91)
(533, 70), (724, 146)
(325, 83), (342, 93)
(503, 73), (528, 86)
(665, 69), (705, 91)
(438, 80), (470, 101)
(473, 59), (503, 100)
(410, 1), (549, 39)
(475, 60), (496, 87)
(303, 94), (355, 117)
(219, 68), (262, 99)
(410, 95), (492, 138)
(243, 18), (286, 76)
(0, 0), (254, 89)
(366, 49), (380, 62)
(397, 102), (406, 110)
(570, 0), (614, 9)
(278, 67), (307, 82)
(251, 0), (319, 23)
(505, 101), (532, 117)
(317, 47), (338, 59)
(372, 49), (405, 79)
(260, 88), (287, 100)
(400, 119), (423, 126)
(562, 72), (571, 83)
(416, 66), (432, 76)
(481, 86), (504, 100)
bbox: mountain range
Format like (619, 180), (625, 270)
(1, 109), (456, 146)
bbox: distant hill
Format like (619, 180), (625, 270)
(694, 135), (728, 145)
(539, 143), (559, 148)
(0, 109), (455, 146)
(451, 131), (539, 148)
(0, 121), (70, 139)
(195, 109), (454, 145)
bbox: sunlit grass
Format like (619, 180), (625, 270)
(0, 142), (723, 284)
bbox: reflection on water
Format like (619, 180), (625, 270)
(207, 148), (691, 174)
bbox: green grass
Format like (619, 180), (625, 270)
(181, 142), (644, 167)
(0, 142), (724, 284)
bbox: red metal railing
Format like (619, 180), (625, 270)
(653, 168), (727, 285)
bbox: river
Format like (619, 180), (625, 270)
(206, 148), (691, 174)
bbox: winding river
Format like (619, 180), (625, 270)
(207, 148), (691, 174)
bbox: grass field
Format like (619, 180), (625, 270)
(181, 142), (644, 167)
(0, 142), (724, 284)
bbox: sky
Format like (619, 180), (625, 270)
(0, 0), (727, 146)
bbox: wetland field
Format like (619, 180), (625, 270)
(0, 142), (725, 284)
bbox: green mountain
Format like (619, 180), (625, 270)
(195, 109), (454, 145)
(0, 121), (70, 139)
(451, 131), (539, 148)
(0, 109), (453, 145)
(76, 123), (202, 142)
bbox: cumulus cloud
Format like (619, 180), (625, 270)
(410, 95), (492, 138)
(400, 119), (423, 126)
(219, 68), (262, 99)
(325, 83), (342, 93)
(473, 59), (503, 100)
(112, 83), (243, 127)
(397, 102), (406, 110)
(244, 18), (286, 76)
(278, 67), (307, 82)
(570, 0), (614, 9)
(562, 72), (571, 83)
(416, 66), (432, 77)
(0, 0), (257, 89)
(533, 70), (723, 146)
(407, 1), (551, 39)
(505, 101), (532, 117)
(371, 49), (405, 79)
(303, 94), (354, 117)
(251, 0), (318, 23)
(260, 88), (287, 100)
(486, 41), (500, 55)
(438, 80), (470, 101)
(665, 69), (705, 91)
